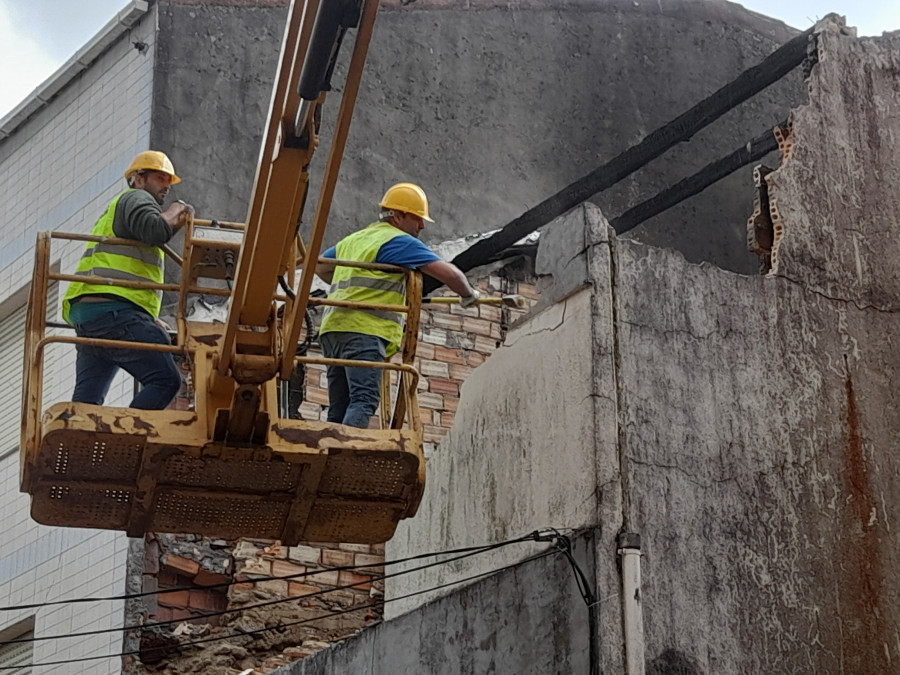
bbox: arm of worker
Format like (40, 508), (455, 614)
(419, 260), (479, 304)
(315, 246), (336, 285)
(113, 190), (193, 246)
(376, 235), (479, 305)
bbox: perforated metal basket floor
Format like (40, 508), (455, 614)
(25, 403), (425, 545)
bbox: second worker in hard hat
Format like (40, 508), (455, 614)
(62, 151), (194, 410)
(315, 182), (479, 428)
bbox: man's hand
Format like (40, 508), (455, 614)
(460, 289), (481, 308)
(162, 200), (195, 231)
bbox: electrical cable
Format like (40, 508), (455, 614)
(0, 531), (555, 646)
(0, 546), (562, 670)
(0, 532), (545, 613)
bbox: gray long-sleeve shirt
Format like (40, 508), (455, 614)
(112, 189), (174, 247)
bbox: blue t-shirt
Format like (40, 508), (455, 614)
(323, 233), (441, 268)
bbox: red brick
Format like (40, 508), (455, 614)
(171, 608), (192, 622)
(231, 581), (254, 592)
(430, 313), (463, 331)
(461, 316), (494, 337)
(517, 283), (539, 299)
(188, 590), (226, 612)
(371, 543), (385, 555)
(338, 570), (372, 590)
(490, 322), (503, 339)
(417, 391), (444, 410)
(443, 396), (459, 412)
(449, 303), (479, 318)
(478, 305), (502, 322)
(321, 549), (354, 567)
(305, 386), (330, 405)
(256, 579), (289, 595)
(307, 569), (340, 587)
(449, 363), (472, 381)
(440, 412), (456, 428)
(152, 607), (174, 623)
(194, 569), (230, 588)
(298, 401), (323, 420)
(429, 378), (459, 396)
(162, 555), (200, 577)
(143, 538), (160, 574)
(415, 342), (435, 360)
(338, 543), (373, 553)
(158, 590), (190, 608)
(424, 425), (447, 443)
(288, 582), (320, 597)
(263, 541), (288, 559)
(354, 553), (384, 574)
(419, 408), (436, 426)
(433, 345), (465, 364)
(238, 558), (272, 576)
(272, 559), (306, 580)
(473, 335), (499, 353)
(419, 359), (450, 378)
(157, 568), (177, 586)
(288, 545), (321, 566)
(467, 351), (486, 367)
(421, 327), (449, 345)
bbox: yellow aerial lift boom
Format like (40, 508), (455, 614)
(20, 0), (427, 545)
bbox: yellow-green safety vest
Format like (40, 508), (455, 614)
(62, 189), (165, 323)
(319, 221), (409, 356)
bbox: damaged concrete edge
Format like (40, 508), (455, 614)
(765, 14), (842, 279)
(582, 202), (629, 673)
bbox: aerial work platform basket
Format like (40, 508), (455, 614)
(21, 227), (426, 546)
(20, 0), (432, 545)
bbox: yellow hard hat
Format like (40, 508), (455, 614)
(379, 182), (433, 222)
(124, 151), (181, 184)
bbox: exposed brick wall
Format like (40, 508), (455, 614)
(133, 267), (539, 673)
(301, 275), (539, 453)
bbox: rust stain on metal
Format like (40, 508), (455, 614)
(272, 424), (353, 445)
(87, 414), (111, 433)
(838, 368), (886, 671)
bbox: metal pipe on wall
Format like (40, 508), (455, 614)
(618, 532), (645, 675)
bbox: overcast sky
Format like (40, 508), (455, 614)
(2, 0), (900, 120)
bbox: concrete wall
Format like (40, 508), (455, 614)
(308, 19), (899, 675)
(0, 7), (159, 674)
(155, 0), (803, 273)
(277, 531), (594, 675)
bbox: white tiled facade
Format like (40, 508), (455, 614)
(0, 8), (157, 674)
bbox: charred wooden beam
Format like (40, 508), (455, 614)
(609, 121), (785, 234)
(425, 24), (817, 294)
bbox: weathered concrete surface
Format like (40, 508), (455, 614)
(291, 21), (900, 675)
(152, 0), (803, 273)
(274, 531), (594, 675)
(388, 280), (602, 614)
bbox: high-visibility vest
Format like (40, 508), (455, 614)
(62, 189), (166, 322)
(319, 221), (408, 356)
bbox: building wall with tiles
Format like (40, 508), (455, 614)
(0, 7), (159, 674)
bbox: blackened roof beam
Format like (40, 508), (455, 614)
(423, 17), (830, 294)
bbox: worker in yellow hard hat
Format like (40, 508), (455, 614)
(315, 182), (479, 428)
(62, 151), (195, 409)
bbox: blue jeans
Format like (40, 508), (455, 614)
(320, 332), (387, 428)
(72, 307), (181, 410)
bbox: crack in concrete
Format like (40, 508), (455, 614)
(774, 272), (900, 313)
(626, 456), (739, 488)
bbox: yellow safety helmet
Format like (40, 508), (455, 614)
(379, 182), (433, 222)
(124, 151), (181, 184)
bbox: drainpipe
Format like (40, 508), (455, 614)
(618, 532), (645, 675)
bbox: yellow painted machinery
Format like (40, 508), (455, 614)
(20, 0), (426, 545)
